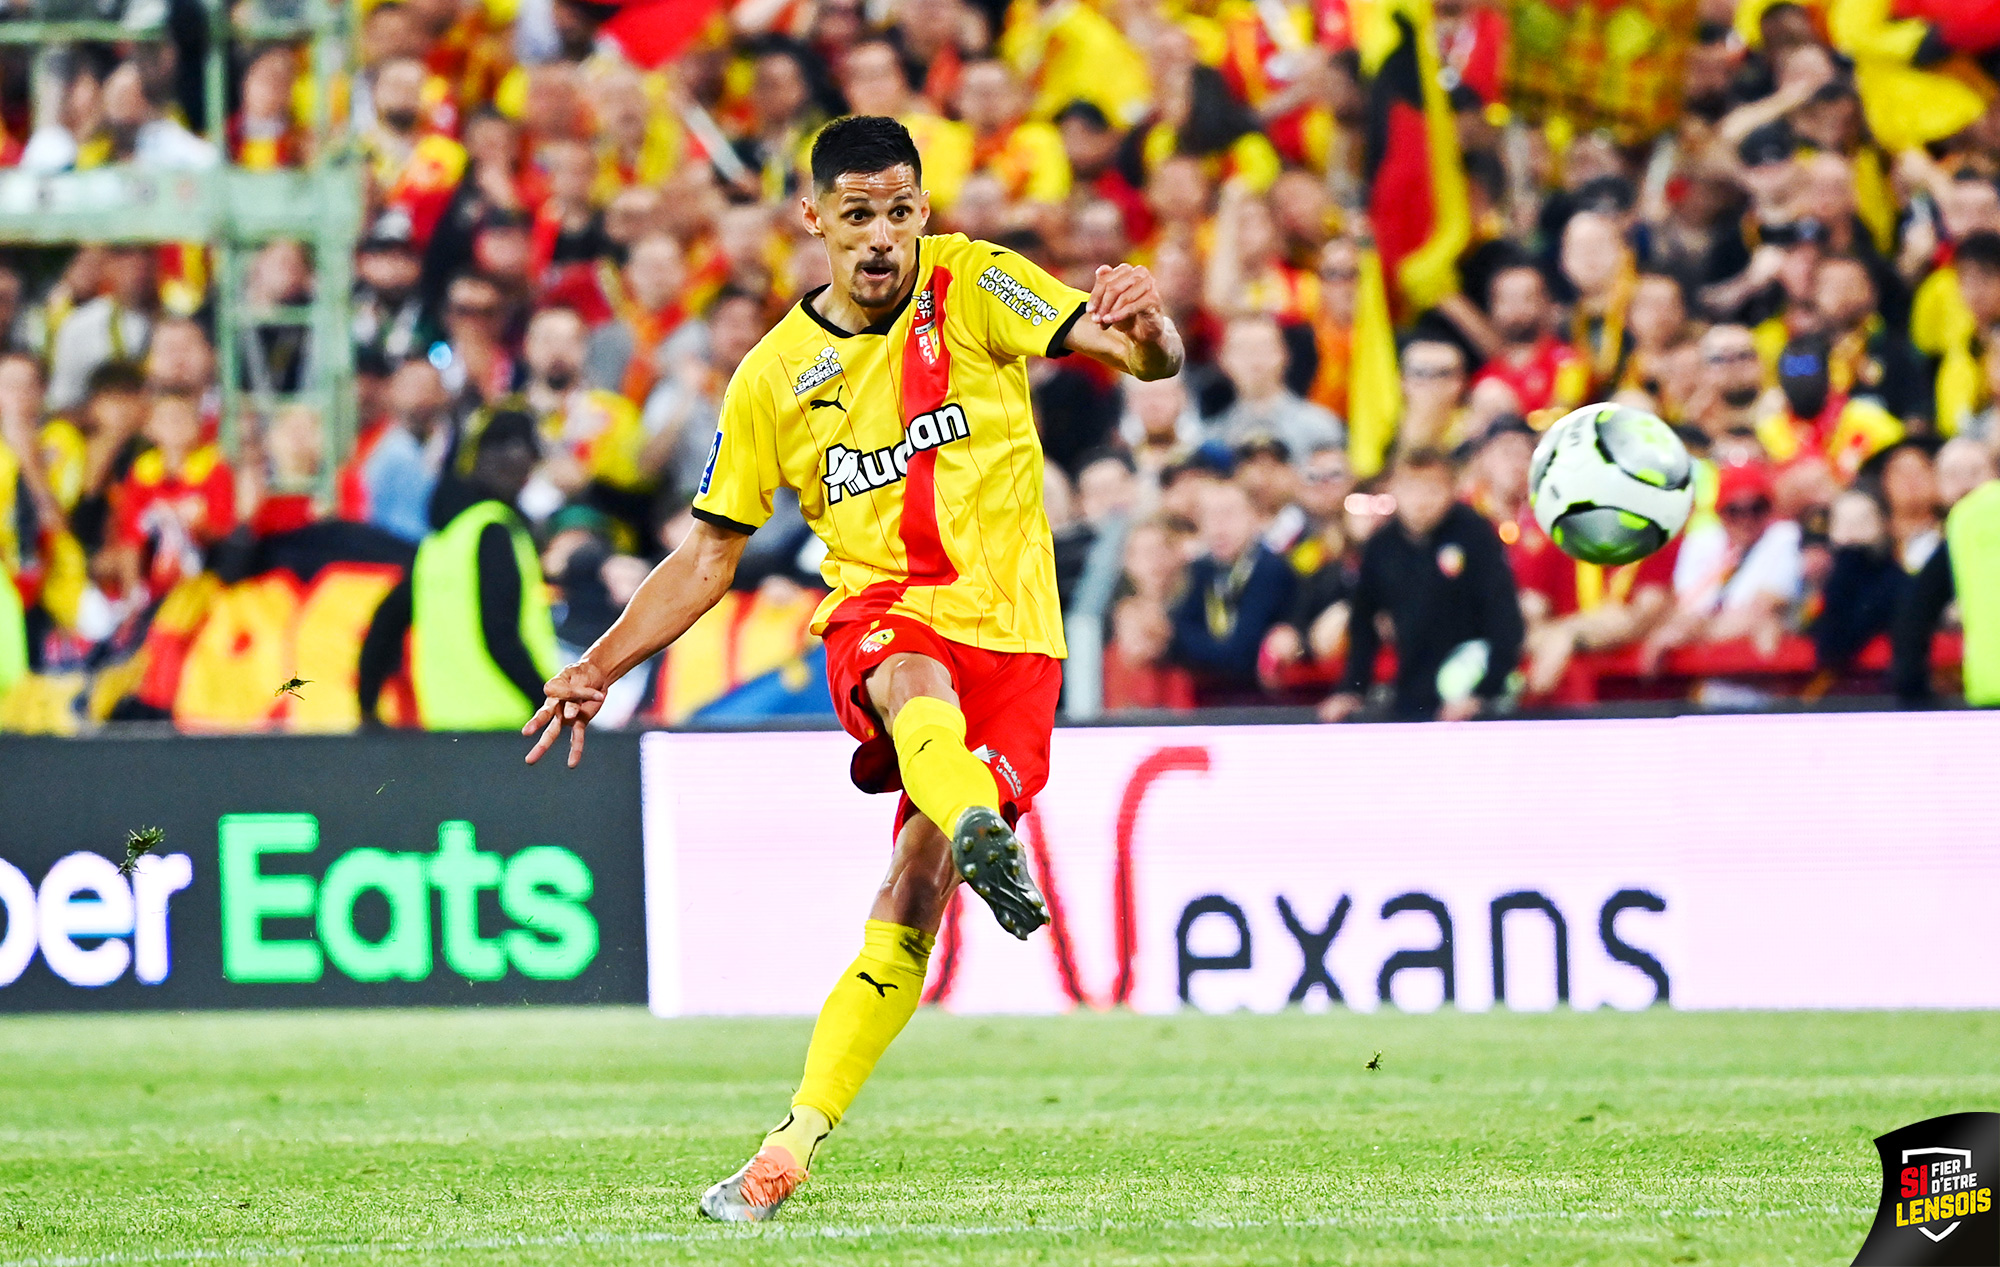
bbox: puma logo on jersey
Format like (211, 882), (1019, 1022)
(808, 387), (846, 413)
(822, 403), (971, 504)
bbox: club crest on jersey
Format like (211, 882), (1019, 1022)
(822, 403), (971, 504)
(913, 287), (941, 365)
(977, 265), (1060, 327)
(859, 627), (896, 655)
(793, 346), (842, 396)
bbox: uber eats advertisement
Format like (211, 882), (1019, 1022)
(0, 733), (645, 1011)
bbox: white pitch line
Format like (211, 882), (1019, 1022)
(0, 1203), (1854, 1267)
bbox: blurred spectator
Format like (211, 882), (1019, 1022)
(1169, 479), (1295, 700)
(1688, 324), (1771, 443)
(243, 241), (316, 395)
(1757, 334), (1902, 484)
(1812, 254), (1929, 425)
(1306, 239), (1359, 420)
(583, 233), (692, 400)
(353, 210), (430, 371)
(841, 38), (972, 212)
(516, 306), (647, 533)
(108, 394), (234, 603)
(1212, 315), (1342, 456)
(1653, 461), (1803, 668)
(435, 273), (514, 405)
(1321, 449), (1523, 722)
(958, 59), (1068, 219)
(361, 359), (456, 543)
(1561, 212), (1634, 396)
(1231, 434), (1304, 553)
(641, 289), (768, 503)
(1396, 337), (1470, 453)
(1118, 372), (1201, 487)
(98, 60), (219, 170)
(144, 317), (218, 424)
(359, 408), (558, 730)
(365, 57), (468, 249)
(1471, 263), (1586, 422)
(47, 246), (156, 412)
(233, 46), (307, 170)
(1812, 488), (1900, 672)
(1868, 441), (1943, 574)
(1896, 464), (2000, 707)
(1938, 438), (2000, 510)
(1102, 517), (1195, 712)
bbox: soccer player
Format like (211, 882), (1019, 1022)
(522, 116), (1183, 1219)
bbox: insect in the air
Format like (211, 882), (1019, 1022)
(119, 826), (166, 877)
(1365, 1051), (1383, 1071)
(275, 677), (312, 699)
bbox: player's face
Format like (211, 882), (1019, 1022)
(807, 166), (931, 314)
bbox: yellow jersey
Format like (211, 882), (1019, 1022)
(693, 233), (1089, 658)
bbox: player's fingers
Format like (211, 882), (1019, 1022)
(566, 718), (589, 768)
(1098, 275), (1157, 324)
(522, 699), (556, 737)
(545, 677), (605, 703)
(525, 713), (563, 763)
(1085, 263), (1115, 313)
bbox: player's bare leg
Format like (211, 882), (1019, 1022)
(699, 812), (960, 1221)
(871, 652), (1048, 937)
(699, 653), (1046, 1221)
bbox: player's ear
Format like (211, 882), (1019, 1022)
(801, 192), (824, 239)
(917, 190), (932, 232)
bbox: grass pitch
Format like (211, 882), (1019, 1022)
(2, 1008), (1995, 1265)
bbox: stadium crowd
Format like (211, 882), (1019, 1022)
(1, 0), (1998, 726)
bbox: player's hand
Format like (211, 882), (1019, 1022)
(523, 661), (610, 768)
(1087, 263), (1166, 342)
(1317, 692), (1364, 723)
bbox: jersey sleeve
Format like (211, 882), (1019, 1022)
(962, 241), (1090, 362)
(689, 368), (781, 535)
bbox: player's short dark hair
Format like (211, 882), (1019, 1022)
(812, 115), (922, 194)
(1958, 231), (2000, 276)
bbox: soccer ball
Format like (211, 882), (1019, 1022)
(1528, 403), (1695, 565)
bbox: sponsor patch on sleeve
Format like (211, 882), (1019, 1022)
(977, 264), (1061, 327)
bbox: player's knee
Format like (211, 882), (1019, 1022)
(868, 652), (958, 725)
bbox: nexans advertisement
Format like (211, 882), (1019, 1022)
(0, 733), (645, 1011)
(642, 714), (2000, 1016)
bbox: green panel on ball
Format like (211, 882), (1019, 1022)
(1551, 506), (1668, 565)
(1596, 407), (1692, 491)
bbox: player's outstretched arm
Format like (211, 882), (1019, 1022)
(1063, 263), (1185, 382)
(524, 520), (749, 767)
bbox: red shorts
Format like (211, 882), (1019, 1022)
(822, 615), (1062, 835)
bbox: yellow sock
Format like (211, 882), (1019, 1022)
(760, 1104), (831, 1173)
(891, 696), (999, 835)
(788, 920), (934, 1139)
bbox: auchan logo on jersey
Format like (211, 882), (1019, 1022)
(821, 402), (971, 504)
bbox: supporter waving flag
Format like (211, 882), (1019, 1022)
(1358, 0), (1470, 317)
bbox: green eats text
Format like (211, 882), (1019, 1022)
(219, 814), (598, 984)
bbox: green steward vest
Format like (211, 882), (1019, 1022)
(1946, 480), (2000, 707)
(412, 500), (560, 730)
(0, 567), (25, 698)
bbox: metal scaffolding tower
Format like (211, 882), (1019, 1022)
(0, 0), (363, 495)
